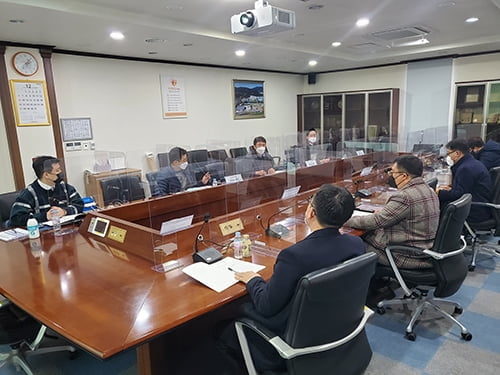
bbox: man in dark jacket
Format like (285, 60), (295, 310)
(217, 184), (365, 373)
(157, 147), (211, 195)
(10, 156), (83, 227)
(468, 136), (500, 170)
(438, 139), (492, 223)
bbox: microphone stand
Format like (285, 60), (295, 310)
(192, 213), (223, 264)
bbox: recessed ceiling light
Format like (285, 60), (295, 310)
(465, 17), (479, 23)
(356, 18), (370, 27)
(331, 41), (342, 47)
(308, 60), (318, 67)
(9, 19), (25, 23)
(145, 38), (167, 43)
(110, 31), (124, 40)
(235, 50), (246, 57)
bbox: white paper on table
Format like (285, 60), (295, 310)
(182, 257), (265, 293)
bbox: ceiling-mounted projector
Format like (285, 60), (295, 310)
(231, 0), (296, 36)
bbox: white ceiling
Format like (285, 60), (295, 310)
(1, 0), (500, 74)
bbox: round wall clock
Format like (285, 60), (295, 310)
(12, 51), (39, 76)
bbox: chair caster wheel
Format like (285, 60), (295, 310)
(405, 332), (416, 341)
(461, 332), (472, 341)
(454, 306), (463, 315)
(468, 265), (475, 271)
(376, 307), (385, 315)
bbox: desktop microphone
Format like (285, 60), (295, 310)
(192, 213), (223, 264)
(264, 202), (304, 239)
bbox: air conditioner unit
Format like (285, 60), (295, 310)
(231, 0), (296, 36)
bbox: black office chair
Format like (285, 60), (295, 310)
(376, 194), (472, 341)
(0, 298), (76, 375)
(229, 147), (248, 159)
(465, 166), (500, 270)
(100, 175), (145, 206)
(157, 152), (170, 168)
(425, 177), (438, 191)
(235, 252), (377, 375)
(0, 191), (20, 228)
(187, 149), (209, 164)
(145, 171), (161, 197)
(208, 149), (229, 162)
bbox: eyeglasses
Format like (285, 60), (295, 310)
(446, 150), (457, 156)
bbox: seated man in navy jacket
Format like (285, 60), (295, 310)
(10, 156), (83, 227)
(468, 136), (500, 170)
(217, 184), (365, 373)
(157, 147), (211, 195)
(438, 139), (492, 223)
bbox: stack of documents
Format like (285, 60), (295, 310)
(0, 228), (29, 241)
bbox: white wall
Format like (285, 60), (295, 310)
(52, 54), (302, 193)
(453, 52), (500, 83)
(0, 97), (15, 192)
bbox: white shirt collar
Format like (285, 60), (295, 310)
(37, 179), (54, 191)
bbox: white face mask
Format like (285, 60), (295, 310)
(256, 147), (266, 155)
(179, 161), (188, 170)
(307, 137), (317, 144)
(446, 155), (454, 167)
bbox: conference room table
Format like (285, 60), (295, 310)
(0, 152), (397, 375)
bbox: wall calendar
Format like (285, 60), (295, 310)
(9, 79), (51, 126)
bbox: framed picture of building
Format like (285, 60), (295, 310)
(233, 80), (265, 119)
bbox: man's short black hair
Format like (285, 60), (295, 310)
(312, 184), (355, 228)
(253, 136), (267, 145)
(169, 147), (187, 164)
(446, 139), (469, 154)
(468, 137), (485, 149)
(393, 155), (423, 178)
(32, 156), (59, 179)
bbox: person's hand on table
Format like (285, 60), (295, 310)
(255, 170), (267, 176)
(267, 168), (276, 174)
(47, 206), (66, 220)
(201, 172), (211, 185)
(436, 185), (451, 193)
(234, 271), (261, 284)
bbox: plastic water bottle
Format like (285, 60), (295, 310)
(27, 213), (40, 239)
(212, 178), (218, 187)
(51, 209), (62, 236)
(233, 231), (243, 259)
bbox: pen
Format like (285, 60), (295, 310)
(227, 267), (237, 272)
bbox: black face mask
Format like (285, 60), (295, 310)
(55, 173), (65, 185)
(388, 176), (397, 188)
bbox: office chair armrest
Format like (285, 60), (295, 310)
(422, 236), (467, 260)
(384, 245), (423, 296)
(470, 202), (500, 210)
(236, 308), (374, 361)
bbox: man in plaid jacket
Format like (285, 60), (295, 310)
(345, 155), (440, 269)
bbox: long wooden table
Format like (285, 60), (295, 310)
(0, 152), (396, 374)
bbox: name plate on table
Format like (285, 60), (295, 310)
(281, 185), (301, 200)
(305, 159), (317, 167)
(225, 174), (243, 184)
(160, 214), (193, 235)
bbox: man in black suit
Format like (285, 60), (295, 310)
(217, 184), (365, 373)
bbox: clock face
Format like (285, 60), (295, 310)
(12, 52), (39, 76)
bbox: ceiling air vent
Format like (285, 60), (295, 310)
(371, 27), (429, 42)
(347, 42), (387, 52)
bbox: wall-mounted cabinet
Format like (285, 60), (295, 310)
(298, 89), (399, 153)
(454, 81), (500, 140)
